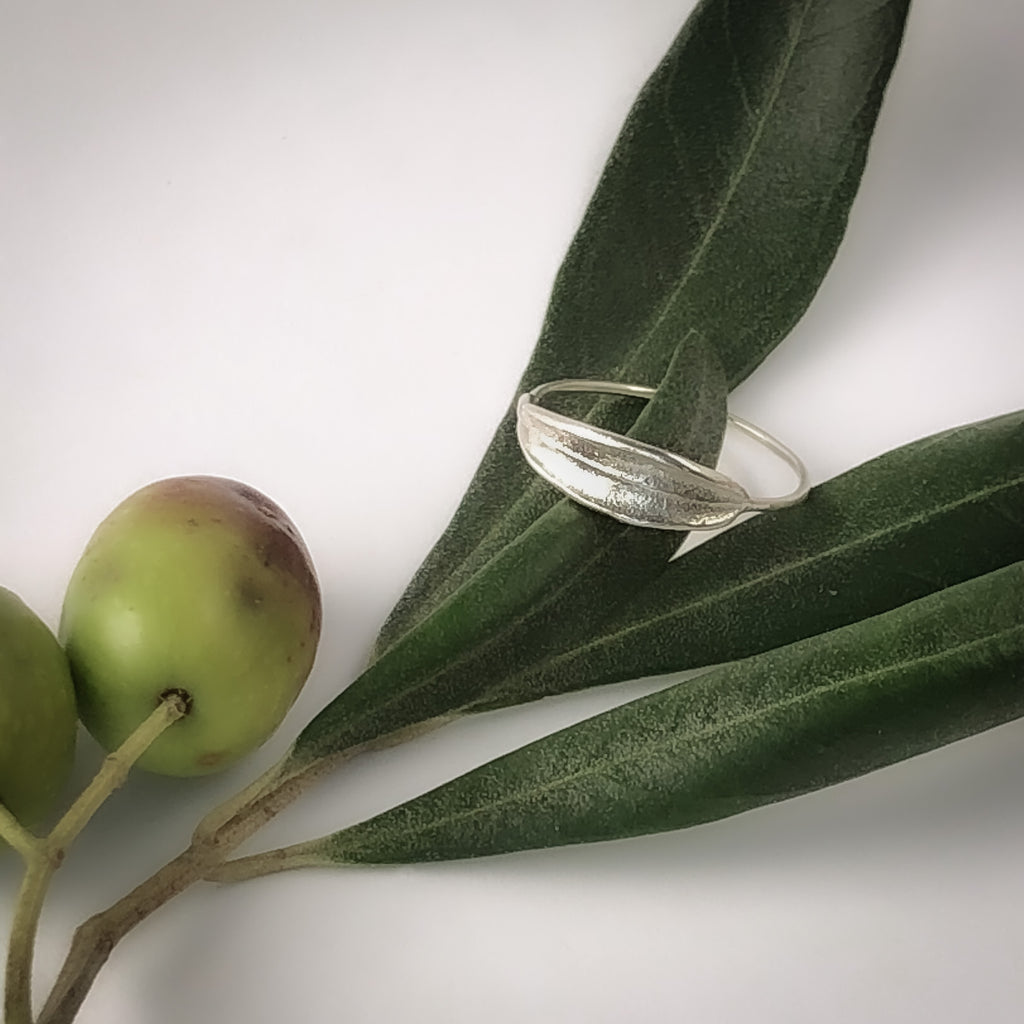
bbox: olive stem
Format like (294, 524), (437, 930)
(36, 714), (454, 1024)
(189, 756), (289, 842)
(0, 804), (41, 864)
(36, 751), (348, 1024)
(2, 695), (187, 1024)
(203, 841), (329, 883)
(5, 857), (52, 1024)
(50, 694), (188, 852)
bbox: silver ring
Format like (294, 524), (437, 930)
(516, 379), (809, 531)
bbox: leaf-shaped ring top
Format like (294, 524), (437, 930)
(516, 380), (809, 531)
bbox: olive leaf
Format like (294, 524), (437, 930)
(371, 0), (911, 660)
(289, 330), (727, 763)
(466, 408), (1024, 712)
(286, 0), (911, 766)
(304, 560), (1024, 865)
(289, 403), (1024, 776)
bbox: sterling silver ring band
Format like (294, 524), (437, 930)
(516, 379), (809, 531)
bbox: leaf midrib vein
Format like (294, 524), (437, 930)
(506, 473), (1024, 684)
(342, 620), (1024, 853)
(639, 0), (814, 361)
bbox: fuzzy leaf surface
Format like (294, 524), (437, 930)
(290, 332), (726, 764)
(467, 409), (1024, 711)
(314, 562), (1024, 864)
(372, 0), (911, 658)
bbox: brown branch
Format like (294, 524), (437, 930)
(35, 752), (348, 1024)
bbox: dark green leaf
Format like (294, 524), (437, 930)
(467, 409), (1024, 711)
(289, 331), (727, 764)
(372, 0), (910, 658)
(313, 561), (1024, 865)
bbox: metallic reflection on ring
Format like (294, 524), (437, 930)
(515, 378), (809, 531)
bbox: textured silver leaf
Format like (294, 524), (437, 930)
(516, 397), (749, 530)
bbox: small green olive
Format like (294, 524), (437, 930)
(0, 587), (77, 830)
(60, 476), (322, 776)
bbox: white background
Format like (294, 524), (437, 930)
(2, 1), (1024, 1021)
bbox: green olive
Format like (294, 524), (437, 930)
(60, 476), (322, 776)
(0, 587), (77, 830)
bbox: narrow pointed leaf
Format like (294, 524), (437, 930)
(372, 0), (910, 658)
(294, 404), (1024, 768)
(467, 408), (1024, 711)
(289, 332), (727, 764)
(310, 562), (1024, 865)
